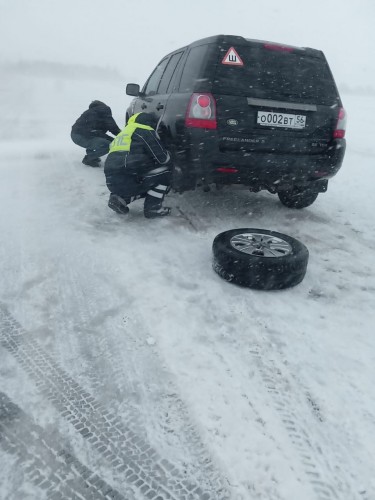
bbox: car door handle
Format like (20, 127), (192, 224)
(156, 103), (164, 111)
(141, 103), (147, 109)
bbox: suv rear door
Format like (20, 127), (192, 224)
(132, 51), (184, 126)
(212, 41), (342, 155)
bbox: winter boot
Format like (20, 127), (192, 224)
(108, 194), (129, 214)
(144, 206), (171, 219)
(144, 180), (171, 218)
(82, 155), (101, 167)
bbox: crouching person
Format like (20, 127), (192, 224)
(104, 112), (172, 218)
(71, 100), (121, 167)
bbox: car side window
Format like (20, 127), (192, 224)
(143, 58), (169, 96)
(178, 44), (210, 93)
(157, 52), (183, 94)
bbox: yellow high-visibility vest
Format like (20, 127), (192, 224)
(109, 113), (153, 153)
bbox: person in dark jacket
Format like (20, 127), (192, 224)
(104, 112), (172, 218)
(71, 100), (121, 167)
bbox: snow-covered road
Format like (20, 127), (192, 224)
(0, 68), (374, 500)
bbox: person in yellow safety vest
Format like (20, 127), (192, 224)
(104, 112), (173, 218)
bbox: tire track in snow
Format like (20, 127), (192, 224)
(0, 392), (127, 500)
(246, 342), (367, 500)
(54, 260), (230, 499)
(0, 303), (230, 500)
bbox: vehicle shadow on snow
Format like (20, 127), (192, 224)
(169, 187), (331, 230)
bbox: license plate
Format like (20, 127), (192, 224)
(257, 111), (306, 129)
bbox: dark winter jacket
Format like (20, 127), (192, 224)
(71, 101), (121, 139)
(105, 112), (171, 178)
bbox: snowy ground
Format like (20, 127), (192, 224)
(0, 66), (375, 500)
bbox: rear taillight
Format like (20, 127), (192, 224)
(216, 167), (238, 173)
(333, 107), (347, 139)
(185, 93), (217, 129)
(263, 43), (294, 52)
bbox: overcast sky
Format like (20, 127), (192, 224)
(1, 0), (374, 88)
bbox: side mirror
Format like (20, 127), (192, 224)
(126, 83), (140, 96)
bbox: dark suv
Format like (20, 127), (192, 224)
(126, 34), (346, 208)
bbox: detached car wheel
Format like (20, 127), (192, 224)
(212, 228), (309, 290)
(278, 186), (319, 208)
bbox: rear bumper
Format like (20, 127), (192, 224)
(173, 135), (346, 192)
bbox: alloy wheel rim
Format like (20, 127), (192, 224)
(230, 232), (292, 257)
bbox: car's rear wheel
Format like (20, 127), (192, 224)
(278, 186), (319, 208)
(212, 228), (309, 290)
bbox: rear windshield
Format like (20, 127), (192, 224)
(213, 46), (339, 105)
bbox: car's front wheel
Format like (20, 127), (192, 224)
(278, 186), (319, 208)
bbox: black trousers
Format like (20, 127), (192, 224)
(71, 132), (112, 160)
(106, 168), (171, 210)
